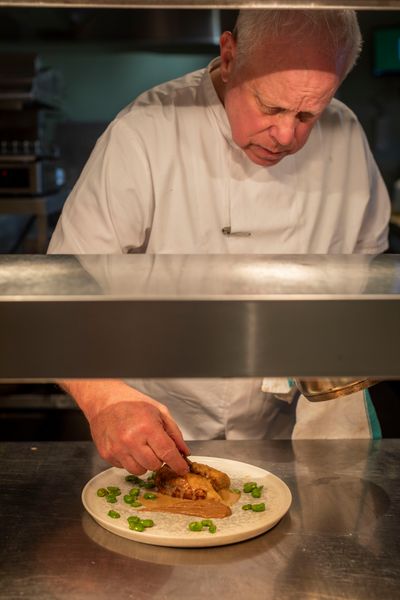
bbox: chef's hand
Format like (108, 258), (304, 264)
(58, 379), (190, 475)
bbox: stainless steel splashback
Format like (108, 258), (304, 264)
(1, 1), (400, 9)
(0, 254), (399, 380)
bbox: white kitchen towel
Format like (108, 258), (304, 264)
(261, 378), (297, 404)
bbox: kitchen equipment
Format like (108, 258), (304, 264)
(0, 53), (64, 196)
(295, 377), (378, 402)
(0, 153), (65, 196)
(0, 254), (399, 380)
(0, 53), (62, 108)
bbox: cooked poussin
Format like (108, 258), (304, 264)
(154, 460), (230, 502)
(187, 459), (231, 491)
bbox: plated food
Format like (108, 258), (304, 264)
(138, 458), (240, 519)
(82, 456), (292, 547)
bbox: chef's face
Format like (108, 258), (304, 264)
(218, 32), (342, 167)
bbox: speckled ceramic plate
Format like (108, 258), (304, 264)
(81, 456), (292, 548)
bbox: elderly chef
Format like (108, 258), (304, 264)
(48, 9), (390, 475)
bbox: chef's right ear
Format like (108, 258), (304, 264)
(219, 31), (237, 83)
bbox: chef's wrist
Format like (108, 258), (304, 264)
(56, 379), (147, 421)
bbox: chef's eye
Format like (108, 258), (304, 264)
(261, 105), (282, 116)
(298, 111), (316, 123)
(256, 97), (281, 115)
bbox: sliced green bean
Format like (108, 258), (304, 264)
(251, 486), (263, 499)
(251, 503), (266, 512)
(243, 482), (257, 493)
(143, 492), (157, 500)
(106, 495), (118, 503)
(140, 519), (154, 528)
(130, 522), (145, 532)
(96, 487), (108, 497)
(242, 504), (253, 510)
(188, 521), (203, 532)
(127, 515), (141, 525)
(107, 510), (120, 519)
(143, 480), (156, 489)
(201, 519), (214, 528)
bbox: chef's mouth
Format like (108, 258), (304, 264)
(245, 143), (291, 165)
(249, 144), (289, 158)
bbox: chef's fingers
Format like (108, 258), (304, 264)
(94, 443), (148, 475)
(148, 431), (189, 476)
(161, 413), (191, 457)
(126, 444), (163, 473)
(89, 399), (189, 475)
(118, 454), (148, 476)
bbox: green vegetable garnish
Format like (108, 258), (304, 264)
(251, 486), (263, 499)
(127, 516), (141, 525)
(96, 487), (108, 497)
(107, 510), (120, 519)
(140, 519), (154, 528)
(188, 520), (216, 533)
(201, 519), (213, 528)
(243, 482), (257, 493)
(251, 503), (266, 512)
(242, 504), (253, 510)
(130, 522), (145, 532)
(188, 521), (203, 532)
(143, 492), (157, 500)
(106, 495), (117, 503)
(143, 480), (156, 489)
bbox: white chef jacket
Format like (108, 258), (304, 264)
(48, 58), (391, 441)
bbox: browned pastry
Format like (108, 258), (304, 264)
(150, 460), (239, 518)
(154, 465), (222, 501)
(187, 459), (231, 491)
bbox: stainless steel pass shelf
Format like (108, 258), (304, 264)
(0, 254), (399, 379)
(1, 0), (400, 8)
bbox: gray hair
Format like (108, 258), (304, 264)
(232, 9), (362, 79)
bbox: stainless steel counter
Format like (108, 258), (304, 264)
(1, 254), (400, 379)
(1, 439), (399, 599)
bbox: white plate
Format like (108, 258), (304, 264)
(81, 456), (292, 548)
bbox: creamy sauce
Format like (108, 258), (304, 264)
(140, 489), (240, 519)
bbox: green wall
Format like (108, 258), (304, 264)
(38, 51), (215, 121)
(0, 8), (217, 122)
(0, 48), (214, 122)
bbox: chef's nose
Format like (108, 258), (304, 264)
(269, 115), (296, 148)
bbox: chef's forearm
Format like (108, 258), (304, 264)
(57, 379), (144, 421)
